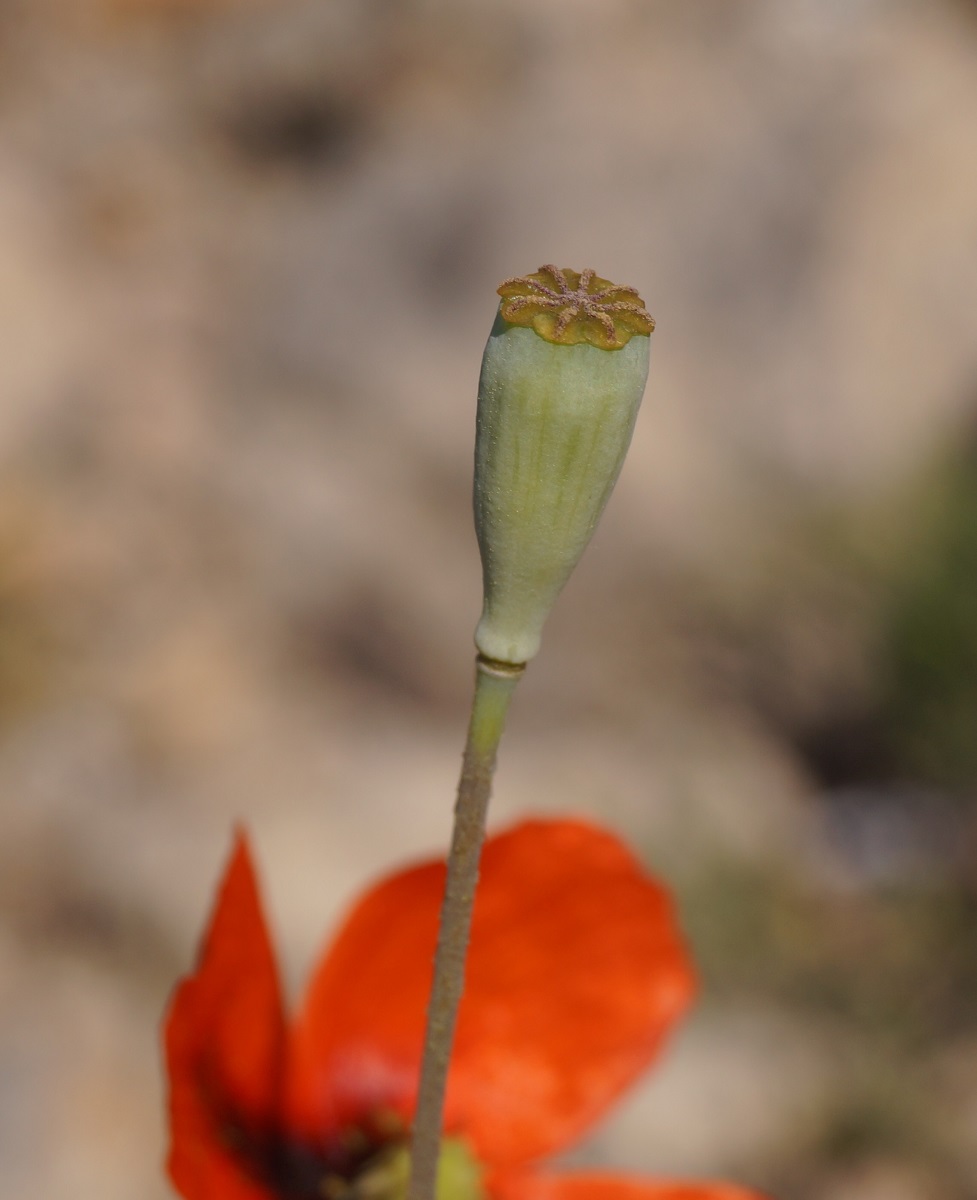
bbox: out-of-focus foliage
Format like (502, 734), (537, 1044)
(881, 440), (977, 793)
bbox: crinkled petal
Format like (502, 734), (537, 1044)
(490, 1170), (768, 1200)
(164, 831), (286, 1200)
(284, 835), (442, 1143)
(286, 819), (695, 1166)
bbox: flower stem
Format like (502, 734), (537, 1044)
(407, 654), (524, 1200)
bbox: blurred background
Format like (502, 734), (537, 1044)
(1, 0), (977, 1196)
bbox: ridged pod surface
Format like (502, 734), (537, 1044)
(474, 266), (653, 665)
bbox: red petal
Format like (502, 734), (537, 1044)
(286, 819), (695, 1166)
(284, 838), (443, 1142)
(164, 830), (286, 1200)
(490, 1171), (768, 1200)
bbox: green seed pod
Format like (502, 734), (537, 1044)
(473, 265), (654, 666)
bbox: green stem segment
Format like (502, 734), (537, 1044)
(406, 655), (524, 1200)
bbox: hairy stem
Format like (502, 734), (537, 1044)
(407, 655), (524, 1200)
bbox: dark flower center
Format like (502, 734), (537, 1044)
(219, 1113), (483, 1200)
(219, 1111), (389, 1199)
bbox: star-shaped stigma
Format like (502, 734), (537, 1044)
(497, 265), (655, 350)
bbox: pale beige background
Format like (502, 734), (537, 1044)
(2, 1), (977, 1197)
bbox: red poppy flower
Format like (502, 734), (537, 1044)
(165, 818), (765, 1200)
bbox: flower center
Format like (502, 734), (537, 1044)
(226, 1115), (484, 1200)
(330, 1139), (484, 1200)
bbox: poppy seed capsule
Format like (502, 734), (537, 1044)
(474, 265), (654, 666)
